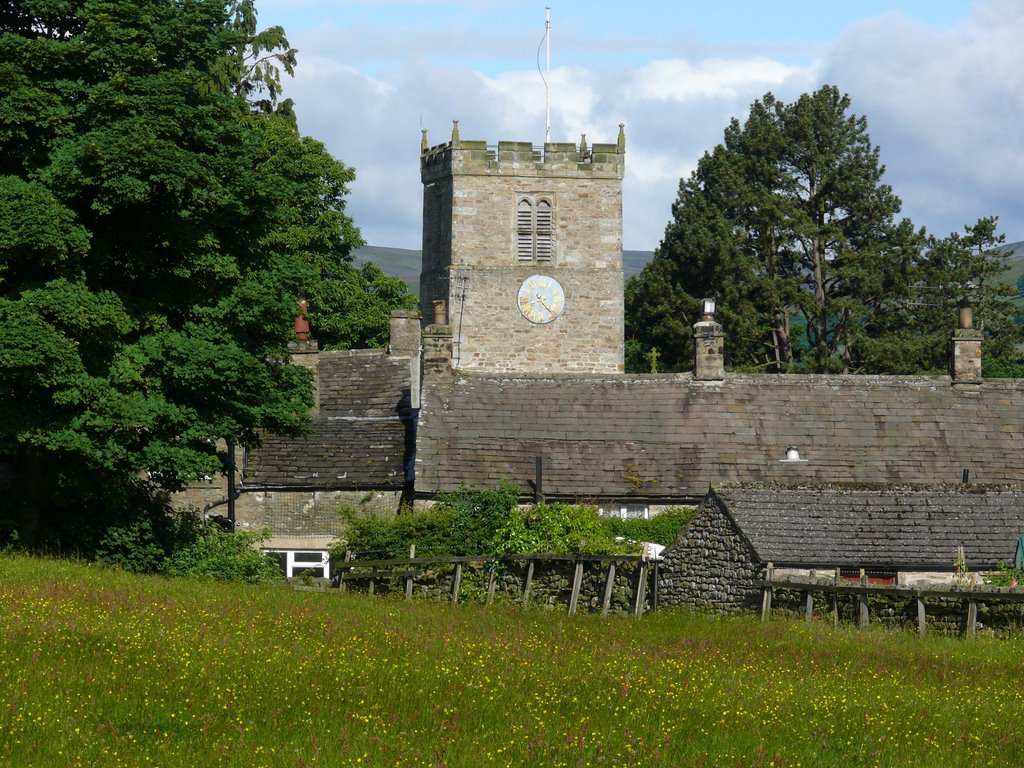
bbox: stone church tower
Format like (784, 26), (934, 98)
(419, 122), (625, 373)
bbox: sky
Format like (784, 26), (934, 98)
(256, 0), (1024, 252)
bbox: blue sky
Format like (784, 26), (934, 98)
(255, 1), (1022, 252)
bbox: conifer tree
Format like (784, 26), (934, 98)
(626, 86), (1018, 374)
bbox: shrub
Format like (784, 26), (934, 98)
(599, 507), (694, 546)
(491, 502), (620, 555)
(165, 525), (281, 584)
(985, 560), (1024, 587)
(436, 482), (519, 555)
(334, 506), (457, 559)
(334, 484), (521, 560)
(332, 489), (692, 560)
(95, 507), (205, 574)
(95, 519), (168, 574)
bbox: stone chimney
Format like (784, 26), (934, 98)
(389, 309), (421, 358)
(422, 299), (453, 377)
(693, 298), (724, 381)
(289, 297), (320, 411)
(950, 299), (982, 384)
(390, 309), (422, 409)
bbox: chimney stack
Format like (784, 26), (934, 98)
(389, 309), (421, 359)
(390, 309), (422, 410)
(693, 298), (725, 381)
(950, 298), (982, 384)
(422, 299), (453, 377)
(289, 296), (320, 412)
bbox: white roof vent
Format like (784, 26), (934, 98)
(781, 446), (808, 463)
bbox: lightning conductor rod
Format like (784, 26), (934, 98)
(546, 7), (551, 143)
(537, 7), (551, 144)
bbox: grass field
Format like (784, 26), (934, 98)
(2, 554), (1023, 768)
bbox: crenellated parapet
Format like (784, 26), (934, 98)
(421, 121), (625, 183)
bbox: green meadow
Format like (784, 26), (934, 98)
(2, 554), (1022, 768)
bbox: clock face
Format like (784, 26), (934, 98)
(517, 274), (565, 324)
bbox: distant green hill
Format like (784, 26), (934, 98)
(353, 246), (656, 295)
(355, 242), (1023, 302)
(352, 246), (421, 293)
(994, 241), (1024, 307)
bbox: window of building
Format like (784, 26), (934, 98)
(266, 549), (331, 579)
(516, 196), (553, 262)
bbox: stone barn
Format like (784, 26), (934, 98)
(657, 484), (1024, 613)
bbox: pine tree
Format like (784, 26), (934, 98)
(626, 86), (1017, 374)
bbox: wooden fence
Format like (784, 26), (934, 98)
(334, 548), (659, 617)
(760, 563), (1024, 637)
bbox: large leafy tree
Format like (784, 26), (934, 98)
(0, 0), (383, 544)
(626, 85), (1018, 374)
(249, 113), (416, 349)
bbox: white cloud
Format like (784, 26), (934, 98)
(822, 2), (1024, 239)
(277, 0), (1024, 253)
(629, 58), (804, 102)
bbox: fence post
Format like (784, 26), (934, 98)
(451, 562), (462, 605)
(486, 562), (497, 606)
(339, 550), (352, 593)
(633, 561), (648, 617)
(522, 559), (534, 606)
(805, 570), (815, 622)
(858, 569), (869, 628)
(405, 544), (416, 600)
(652, 559), (660, 612)
(761, 562), (774, 622)
(601, 561), (616, 617)
(966, 574), (978, 638)
(917, 593), (927, 638)
(832, 568), (840, 627)
(568, 560), (584, 616)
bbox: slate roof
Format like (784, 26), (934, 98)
(246, 350), (413, 490)
(416, 372), (1024, 499)
(708, 484), (1024, 570)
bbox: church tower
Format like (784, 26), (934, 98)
(420, 122), (625, 373)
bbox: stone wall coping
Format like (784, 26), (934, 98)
(435, 370), (1024, 389)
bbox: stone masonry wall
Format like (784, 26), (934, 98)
(419, 174), (453, 323)
(769, 584), (1024, 636)
(342, 558), (654, 615)
(658, 500), (761, 612)
(420, 137), (624, 374)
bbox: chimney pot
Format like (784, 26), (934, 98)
(701, 297), (716, 322)
(432, 299), (447, 326)
(958, 299), (973, 330)
(294, 298), (310, 341)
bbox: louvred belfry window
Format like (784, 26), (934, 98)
(535, 199), (552, 261)
(516, 195), (554, 262)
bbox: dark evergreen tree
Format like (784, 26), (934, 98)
(627, 86), (1017, 374)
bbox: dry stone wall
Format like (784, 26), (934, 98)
(769, 587), (1024, 636)
(342, 558), (654, 615)
(657, 500), (762, 612)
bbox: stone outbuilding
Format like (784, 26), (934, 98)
(657, 484), (1024, 613)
